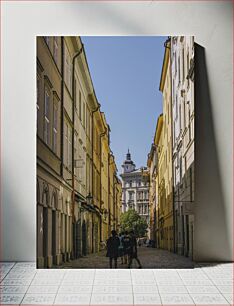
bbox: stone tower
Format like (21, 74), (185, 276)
(122, 149), (136, 173)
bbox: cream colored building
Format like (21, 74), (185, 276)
(37, 36), (73, 268)
(171, 36), (195, 258)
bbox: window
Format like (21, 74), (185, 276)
(187, 50), (190, 75)
(79, 91), (82, 120)
(64, 121), (72, 170)
(44, 86), (50, 145)
(179, 104), (181, 131)
(129, 181), (132, 187)
(129, 191), (133, 201)
(74, 133), (78, 177)
(37, 74), (41, 132)
(68, 127), (72, 170)
(74, 79), (77, 109)
(188, 106), (191, 141)
(64, 44), (72, 92)
(178, 57), (181, 83)
(190, 167), (193, 201)
(53, 97), (58, 154)
(183, 99), (186, 129)
(53, 37), (58, 64)
(64, 122), (68, 166)
(86, 109), (90, 138)
(182, 48), (185, 81)
(180, 157), (182, 184)
(83, 101), (86, 127)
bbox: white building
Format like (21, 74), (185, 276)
(171, 36), (195, 258)
(120, 150), (150, 226)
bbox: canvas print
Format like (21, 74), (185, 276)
(36, 36), (194, 269)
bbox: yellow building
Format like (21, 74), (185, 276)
(115, 176), (122, 232)
(100, 113), (110, 243)
(154, 115), (163, 248)
(158, 39), (174, 252)
(37, 36), (122, 268)
(147, 142), (157, 243)
(108, 154), (117, 234)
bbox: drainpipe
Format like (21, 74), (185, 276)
(99, 127), (107, 242)
(72, 43), (83, 218)
(164, 36), (176, 253)
(60, 37), (64, 177)
(71, 43), (83, 259)
(91, 103), (100, 253)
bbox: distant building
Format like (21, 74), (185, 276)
(120, 150), (150, 227)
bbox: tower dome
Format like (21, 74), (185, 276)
(122, 149), (136, 173)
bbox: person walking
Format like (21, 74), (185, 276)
(106, 230), (120, 268)
(128, 230), (142, 269)
(122, 231), (131, 264)
(118, 232), (124, 264)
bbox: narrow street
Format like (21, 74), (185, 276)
(57, 246), (194, 269)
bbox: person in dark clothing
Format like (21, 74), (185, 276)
(106, 230), (120, 268)
(118, 232), (124, 264)
(122, 231), (131, 264)
(128, 231), (142, 269)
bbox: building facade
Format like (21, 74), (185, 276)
(171, 36), (195, 258)
(120, 150), (150, 227)
(157, 38), (174, 252)
(36, 36), (121, 268)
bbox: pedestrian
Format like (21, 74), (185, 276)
(128, 230), (142, 269)
(122, 231), (131, 264)
(106, 230), (120, 269)
(118, 232), (124, 264)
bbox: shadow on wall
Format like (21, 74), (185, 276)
(194, 44), (231, 262)
(2, 167), (36, 261)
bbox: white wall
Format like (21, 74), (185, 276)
(2, 1), (232, 261)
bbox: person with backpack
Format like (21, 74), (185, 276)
(122, 231), (131, 265)
(106, 230), (120, 268)
(128, 230), (142, 269)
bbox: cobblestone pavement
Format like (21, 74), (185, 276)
(57, 246), (194, 269)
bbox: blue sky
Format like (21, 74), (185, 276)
(81, 36), (166, 174)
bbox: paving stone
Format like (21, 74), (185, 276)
(27, 285), (59, 293)
(0, 294), (24, 304)
(0, 285), (28, 293)
(21, 293), (55, 304)
(190, 293), (229, 305)
(91, 294), (133, 305)
(58, 284), (92, 293)
(132, 285), (158, 293)
(160, 293), (194, 305)
(134, 293), (161, 305)
(55, 293), (91, 305)
(92, 285), (132, 293)
(158, 285), (188, 294)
